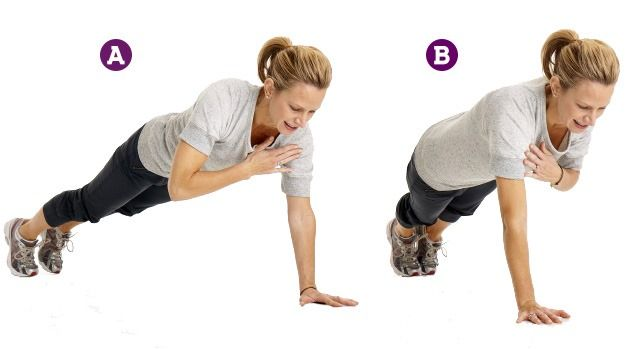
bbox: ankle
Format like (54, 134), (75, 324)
(426, 236), (443, 246)
(17, 223), (38, 243)
(426, 233), (442, 243)
(394, 222), (416, 239)
(425, 227), (442, 242)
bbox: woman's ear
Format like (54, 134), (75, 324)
(549, 75), (561, 97)
(263, 78), (275, 99)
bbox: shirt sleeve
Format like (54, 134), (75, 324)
(485, 87), (536, 179)
(280, 127), (314, 197)
(179, 81), (233, 156)
(558, 127), (593, 170)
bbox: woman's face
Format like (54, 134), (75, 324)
(265, 80), (327, 135)
(551, 77), (615, 134)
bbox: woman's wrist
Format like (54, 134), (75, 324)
(236, 161), (254, 180)
(299, 285), (317, 295)
(518, 298), (538, 310)
(551, 165), (564, 187)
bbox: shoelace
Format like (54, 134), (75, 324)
(398, 238), (419, 265)
(390, 221), (418, 261)
(423, 239), (447, 267)
(15, 241), (39, 268)
(47, 230), (75, 263)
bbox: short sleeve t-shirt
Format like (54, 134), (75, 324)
(137, 79), (314, 197)
(413, 77), (592, 191)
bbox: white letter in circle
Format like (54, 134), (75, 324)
(433, 46), (450, 65)
(106, 46), (126, 65)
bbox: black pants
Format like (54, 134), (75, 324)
(395, 157), (496, 228)
(43, 126), (171, 227)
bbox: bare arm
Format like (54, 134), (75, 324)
(496, 177), (534, 308)
(496, 177), (570, 324)
(168, 141), (250, 201)
(167, 137), (301, 201)
(287, 196), (316, 291)
(286, 196), (358, 307)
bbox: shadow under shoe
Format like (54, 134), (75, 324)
(38, 227), (74, 274)
(4, 218), (39, 277)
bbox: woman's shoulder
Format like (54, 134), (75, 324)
(193, 79), (259, 113)
(279, 126), (313, 148)
(204, 78), (258, 96)
(486, 77), (547, 103)
(477, 78), (547, 116)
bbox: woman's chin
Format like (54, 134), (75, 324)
(570, 121), (589, 133)
(280, 121), (298, 135)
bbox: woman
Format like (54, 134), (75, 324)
(388, 29), (619, 323)
(5, 37), (357, 308)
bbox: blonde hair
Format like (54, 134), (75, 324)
(257, 37), (332, 90)
(541, 29), (620, 89)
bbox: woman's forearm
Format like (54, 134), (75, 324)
(168, 163), (251, 201)
(503, 226), (535, 308)
(496, 177), (536, 309)
(287, 197), (316, 291)
(551, 168), (580, 191)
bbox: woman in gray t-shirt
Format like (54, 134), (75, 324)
(6, 37), (357, 307)
(387, 29), (619, 324)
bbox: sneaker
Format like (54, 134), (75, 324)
(386, 218), (422, 277)
(38, 227), (74, 274)
(417, 231), (446, 275)
(4, 218), (39, 277)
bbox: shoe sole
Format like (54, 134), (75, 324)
(4, 219), (38, 277)
(386, 219), (420, 277)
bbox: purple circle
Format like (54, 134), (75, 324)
(426, 39), (458, 71)
(100, 39), (132, 71)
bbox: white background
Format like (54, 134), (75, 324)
(1, 0), (626, 348)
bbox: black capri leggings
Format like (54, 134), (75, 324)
(395, 157), (497, 228)
(43, 125), (171, 227)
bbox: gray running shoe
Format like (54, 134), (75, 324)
(386, 219), (422, 277)
(38, 227), (73, 274)
(417, 231), (446, 275)
(4, 218), (39, 277)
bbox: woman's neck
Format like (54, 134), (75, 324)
(251, 88), (279, 146)
(545, 85), (568, 148)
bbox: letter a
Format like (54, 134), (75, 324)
(107, 46), (126, 65)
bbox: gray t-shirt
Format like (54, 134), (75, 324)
(413, 77), (592, 191)
(137, 79), (313, 197)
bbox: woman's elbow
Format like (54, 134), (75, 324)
(167, 179), (185, 201)
(502, 216), (527, 234)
